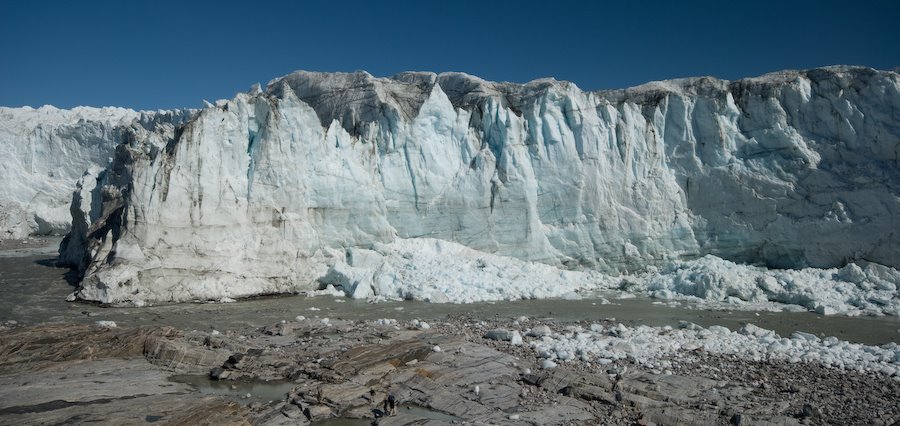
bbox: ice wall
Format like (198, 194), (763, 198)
(0, 106), (192, 239)
(62, 66), (900, 304)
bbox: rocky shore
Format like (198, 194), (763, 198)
(1, 314), (898, 426)
(0, 236), (59, 256)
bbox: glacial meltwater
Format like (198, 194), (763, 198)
(0, 239), (897, 346)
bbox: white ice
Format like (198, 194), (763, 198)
(18, 66), (897, 314)
(525, 321), (900, 379)
(0, 105), (190, 238)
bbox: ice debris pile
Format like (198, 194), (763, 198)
(523, 321), (900, 379)
(632, 255), (900, 316)
(313, 240), (900, 315)
(319, 238), (609, 303)
(0, 106), (191, 239)
(36, 66), (900, 307)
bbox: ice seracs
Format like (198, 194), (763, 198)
(48, 66), (900, 310)
(0, 105), (192, 239)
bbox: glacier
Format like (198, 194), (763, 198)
(14, 66), (897, 311)
(0, 106), (191, 239)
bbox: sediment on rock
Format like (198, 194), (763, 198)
(2, 314), (898, 425)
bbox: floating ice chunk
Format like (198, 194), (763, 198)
(95, 320), (117, 328)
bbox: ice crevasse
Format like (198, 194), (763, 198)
(48, 66), (900, 309)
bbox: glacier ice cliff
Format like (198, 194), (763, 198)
(53, 66), (900, 307)
(0, 106), (191, 239)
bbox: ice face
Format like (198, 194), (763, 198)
(0, 106), (192, 239)
(53, 66), (900, 306)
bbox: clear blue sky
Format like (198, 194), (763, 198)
(2, 0), (898, 110)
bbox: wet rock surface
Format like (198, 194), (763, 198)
(1, 316), (897, 425)
(0, 323), (248, 425)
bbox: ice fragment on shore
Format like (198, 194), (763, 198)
(541, 359), (558, 369)
(531, 321), (900, 376)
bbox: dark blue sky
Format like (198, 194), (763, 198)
(2, 0), (898, 110)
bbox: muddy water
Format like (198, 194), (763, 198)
(1, 242), (898, 345)
(169, 375), (295, 404)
